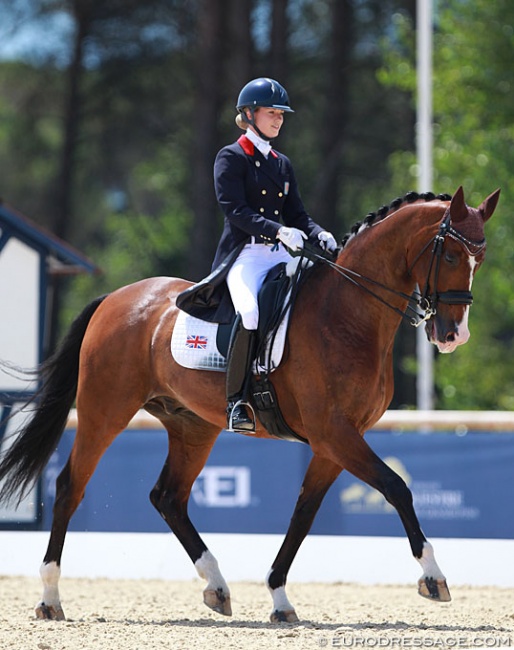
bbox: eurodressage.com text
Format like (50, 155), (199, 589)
(319, 635), (512, 648)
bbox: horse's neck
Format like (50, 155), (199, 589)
(292, 205), (441, 427)
(308, 214), (422, 345)
(341, 204), (435, 299)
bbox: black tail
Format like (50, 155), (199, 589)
(0, 295), (108, 505)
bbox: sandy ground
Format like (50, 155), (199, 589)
(0, 576), (513, 650)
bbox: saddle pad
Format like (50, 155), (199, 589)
(171, 309), (290, 374)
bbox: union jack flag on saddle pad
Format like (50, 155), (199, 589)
(186, 334), (208, 349)
(171, 309), (289, 373)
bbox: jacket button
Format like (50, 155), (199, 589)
(278, 192), (283, 197)
(261, 189), (267, 195)
(259, 207), (265, 213)
(274, 210), (279, 215)
(255, 161), (261, 167)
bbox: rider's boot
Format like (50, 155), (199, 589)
(226, 314), (256, 432)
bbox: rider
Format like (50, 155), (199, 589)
(214, 77), (338, 432)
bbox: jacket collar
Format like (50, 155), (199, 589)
(237, 134), (278, 159)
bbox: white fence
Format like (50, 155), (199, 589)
(65, 408), (514, 431)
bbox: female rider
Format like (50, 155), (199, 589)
(214, 78), (337, 432)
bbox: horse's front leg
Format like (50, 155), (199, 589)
(266, 454), (342, 623)
(324, 429), (451, 603)
(149, 420), (232, 616)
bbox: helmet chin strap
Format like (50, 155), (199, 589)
(242, 108), (274, 142)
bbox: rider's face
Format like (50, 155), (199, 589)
(250, 108), (284, 139)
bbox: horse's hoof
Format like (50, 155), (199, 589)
(270, 608), (299, 623)
(418, 577), (452, 602)
(203, 587), (232, 616)
(35, 602), (66, 621)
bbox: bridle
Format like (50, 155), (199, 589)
(301, 208), (486, 328)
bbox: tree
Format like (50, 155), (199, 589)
(269, 0), (289, 81)
(310, 0), (354, 234)
(379, 0), (514, 409)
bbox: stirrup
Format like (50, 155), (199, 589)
(227, 399), (256, 433)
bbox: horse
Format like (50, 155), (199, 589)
(0, 186), (500, 623)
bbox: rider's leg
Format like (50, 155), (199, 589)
(225, 314), (256, 431)
(225, 243), (291, 432)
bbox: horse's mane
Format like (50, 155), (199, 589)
(340, 191), (452, 248)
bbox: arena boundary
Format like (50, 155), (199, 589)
(1, 410), (513, 586)
(0, 531), (513, 587)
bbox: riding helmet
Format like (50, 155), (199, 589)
(236, 78), (294, 113)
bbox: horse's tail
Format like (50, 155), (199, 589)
(0, 294), (108, 505)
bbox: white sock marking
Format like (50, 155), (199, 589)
(40, 561), (61, 606)
(266, 570), (295, 613)
(417, 541), (445, 580)
(195, 550), (229, 594)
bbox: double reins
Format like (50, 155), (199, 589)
(299, 208), (486, 328)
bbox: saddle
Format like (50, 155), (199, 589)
(172, 257), (311, 443)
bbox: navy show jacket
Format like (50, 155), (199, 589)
(211, 134), (324, 269)
(176, 134), (325, 323)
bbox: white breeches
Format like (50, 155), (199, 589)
(226, 242), (291, 330)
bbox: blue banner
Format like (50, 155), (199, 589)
(40, 428), (514, 539)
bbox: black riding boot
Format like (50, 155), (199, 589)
(226, 314), (256, 432)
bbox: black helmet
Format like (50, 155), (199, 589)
(236, 78), (294, 113)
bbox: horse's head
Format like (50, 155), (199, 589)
(411, 186), (500, 353)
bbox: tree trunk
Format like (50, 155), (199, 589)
(226, 0), (253, 91)
(270, 0), (289, 82)
(48, 0), (91, 354)
(311, 0), (354, 234)
(188, 0), (228, 281)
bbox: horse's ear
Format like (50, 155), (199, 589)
(449, 186), (467, 223)
(478, 188), (501, 223)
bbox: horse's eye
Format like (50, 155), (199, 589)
(444, 252), (458, 266)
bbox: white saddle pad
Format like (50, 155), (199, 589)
(171, 257), (312, 374)
(171, 308), (290, 374)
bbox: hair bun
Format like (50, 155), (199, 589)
(235, 113), (248, 130)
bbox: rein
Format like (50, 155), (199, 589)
(300, 209), (486, 328)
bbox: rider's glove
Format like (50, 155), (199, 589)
(318, 231), (338, 253)
(276, 226), (307, 252)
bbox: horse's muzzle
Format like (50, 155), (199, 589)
(425, 313), (470, 354)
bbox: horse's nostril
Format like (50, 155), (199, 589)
(446, 332), (456, 342)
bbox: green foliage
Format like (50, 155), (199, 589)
(0, 61), (63, 220)
(62, 146), (192, 326)
(380, 0), (514, 409)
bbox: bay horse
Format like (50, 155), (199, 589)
(0, 186), (500, 623)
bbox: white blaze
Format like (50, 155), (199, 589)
(435, 255), (476, 353)
(454, 256), (478, 345)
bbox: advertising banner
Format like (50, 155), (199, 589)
(38, 428), (514, 539)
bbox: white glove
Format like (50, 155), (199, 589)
(318, 231), (337, 253)
(276, 226), (307, 252)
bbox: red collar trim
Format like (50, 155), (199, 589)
(237, 134), (278, 158)
(238, 134), (254, 155)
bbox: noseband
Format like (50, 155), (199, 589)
(406, 208), (486, 326)
(302, 208), (486, 328)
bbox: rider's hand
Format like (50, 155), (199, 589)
(277, 226), (307, 252)
(318, 231), (338, 253)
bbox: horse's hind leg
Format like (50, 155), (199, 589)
(148, 412), (230, 615)
(267, 455), (342, 622)
(36, 421), (122, 620)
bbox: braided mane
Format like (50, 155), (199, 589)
(340, 191), (452, 248)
